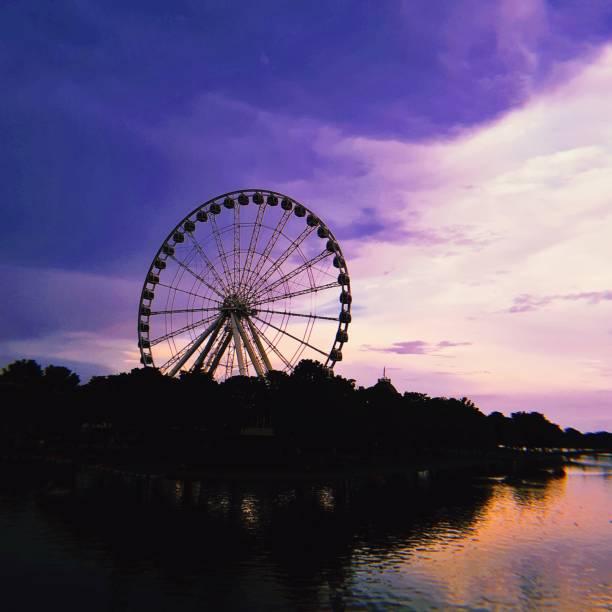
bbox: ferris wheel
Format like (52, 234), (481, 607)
(137, 189), (351, 379)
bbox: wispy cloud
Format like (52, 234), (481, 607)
(508, 290), (612, 313)
(363, 340), (471, 355)
(437, 340), (473, 349)
(335, 206), (493, 247)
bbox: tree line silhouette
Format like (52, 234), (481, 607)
(1, 359), (610, 468)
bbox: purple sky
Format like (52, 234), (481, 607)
(2, 1), (612, 431)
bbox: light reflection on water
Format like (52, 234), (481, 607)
(0, 454), (610, 611)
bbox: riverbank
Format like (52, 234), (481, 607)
(1, 446), (584, 483)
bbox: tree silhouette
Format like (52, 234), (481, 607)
(291, 359), (332, 384)
(43, 365), (80, 392)
(0, 357), (609, 464)
(0, 359), (43, 388)
(510, 411), (563, 448)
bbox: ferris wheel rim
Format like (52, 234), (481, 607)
(137, 188), (352, 378)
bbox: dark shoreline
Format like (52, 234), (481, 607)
(3, 447), (596, 483)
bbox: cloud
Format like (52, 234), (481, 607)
(334, 206), (493, 247)
(0, 264), (138, 341)
(0, 330), (139, 380)
(508, 290), (612, 313)
(369, 340), (428, 355)
(0, 264), (139, 378)
(437, 341), (473, 349)
(327, 46), (612, 434)
(2, 5), (612, 433)
(364, 340), (471, 355)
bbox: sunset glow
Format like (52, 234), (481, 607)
(2, 2), (611, 430)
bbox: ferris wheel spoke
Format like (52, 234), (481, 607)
(157, 282), (222, 304)
(255, 308), (338, 321)
(247, 317), (291, 370)
(166, 315), (226, 377)
(252, 314), (329, 358)
(150, 307), (220, 316)
(206, 329), (232, 376)
(159, 347), (190, 373)
(245, 209), (292, 289)
(233, 314), (266, 377)
(200, 323), (230, 372)
(248, 226), (317, 297)
(210, 215), (235, 291)
(227, 334), (237, 377)
(252, 281), (340, 307)
(185, 231), (232, 296)
(228, 314), (247, 376)
(190, 315), (226, 372)
(239, 203), (267, 293)
(150, 314), (217, 347)
(244, 318), (273, 371)
(233, 205), (241, 290)
(158, 324), (212, 371)
(168, 254), (226, 301)
(250, 250), (332, 300)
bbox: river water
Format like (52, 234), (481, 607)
(0, 454), (610, 611)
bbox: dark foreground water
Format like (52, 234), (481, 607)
(0, 455), (610, 611)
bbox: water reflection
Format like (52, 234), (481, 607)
(508, 473), (567, 508)
(0, 455), (610, 610)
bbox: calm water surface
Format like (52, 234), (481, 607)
(0, 455), (610, 611)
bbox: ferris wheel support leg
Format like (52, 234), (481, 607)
(191, 315), (226, 372)
(230, 314), (248, 376)
(234, 316), (266, 377)
(206, 329), (232, 376)
(167, 315), (225, 377)
(245, 316), (273, 372)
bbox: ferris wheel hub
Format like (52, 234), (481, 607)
(221, 293), (254, 317)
